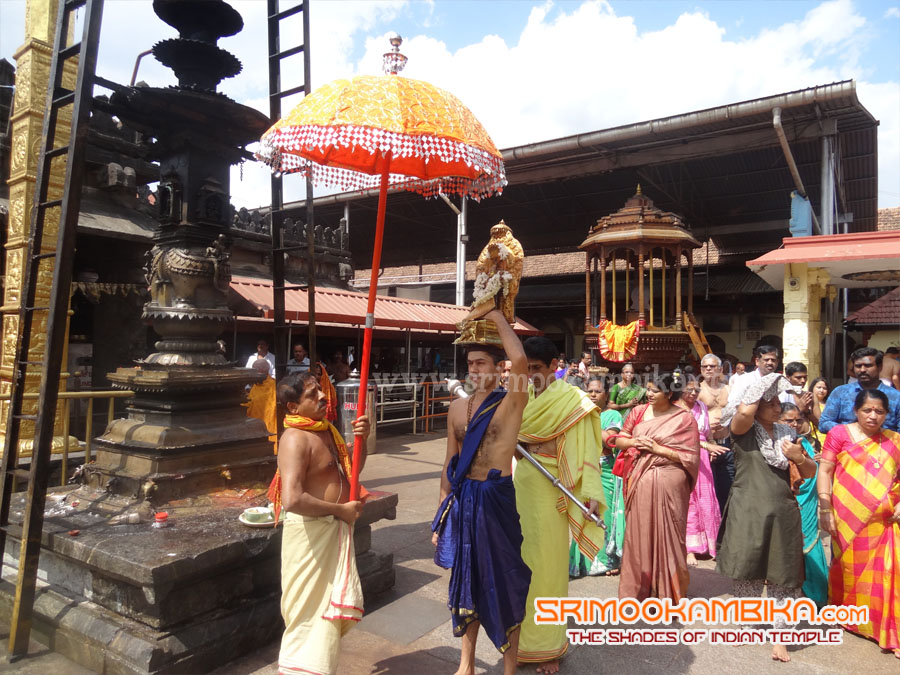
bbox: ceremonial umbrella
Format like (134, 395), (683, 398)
(258, 36), (506, 499)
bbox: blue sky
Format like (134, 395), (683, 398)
(1, 0), (898, 208)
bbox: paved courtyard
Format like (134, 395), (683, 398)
(3, 426), (897, 674)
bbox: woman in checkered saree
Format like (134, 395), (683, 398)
(818, 388), (900, 660)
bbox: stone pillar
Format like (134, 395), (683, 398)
(1, 0), (77, 458)
(782, 263), (830, 375)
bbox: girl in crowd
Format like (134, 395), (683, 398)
(818, 389), (900, 660)
(807, 376), (829, 448)
(616, 373), (699, 601)
(675, 375), (722, 566)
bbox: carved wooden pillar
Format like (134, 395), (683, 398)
(688, 255), (694, 316)
(648, 248), (654, 327)
(637, 250), (645, 323)
(584, 253), (591, 329)
(599, 254), (607, 322)
(675, 249), (683, 330)
(611, 250), (617, 325)
(661, 248), (667, 327)
(624, 250), (630, 319)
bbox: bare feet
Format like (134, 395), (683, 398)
(535, 660), (560, 674)
(604, 568), (620, 576)
(686, 553), (698, 567)
(771, 644), (791, 662)
(453, 668), (474, 675)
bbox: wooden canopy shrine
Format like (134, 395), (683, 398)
(579, 187), (710, 370)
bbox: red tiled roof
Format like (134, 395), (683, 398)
(879, 207), (900, 232)
(356, 240), (725, 286)
(847, 285), (900, 326)
(230, 275), (540, 335)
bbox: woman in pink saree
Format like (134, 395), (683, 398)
(616, 373), (700, 601)
(818, 388), (900, 660)
(675, 375), (722, 565)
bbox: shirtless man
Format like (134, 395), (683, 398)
(698, 354), (731, 513)
(276, 372), (371, 675)
(881, 347), (900, 389)
(433, 308), (530, 675)
(698, 354), (730, 443)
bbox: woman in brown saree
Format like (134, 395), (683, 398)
(616, 373), (700, 601)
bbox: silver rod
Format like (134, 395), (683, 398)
(446, 379), (605, 528)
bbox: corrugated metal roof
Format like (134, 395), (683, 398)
(298, 81), (878, 268)
(230, 275), (540, 335)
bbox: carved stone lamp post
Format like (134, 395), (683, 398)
(89, 0), (274, 501)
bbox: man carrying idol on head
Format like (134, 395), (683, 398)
(432, 222), (532, 675)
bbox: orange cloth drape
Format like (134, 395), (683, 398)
(596, 319), (640, 362)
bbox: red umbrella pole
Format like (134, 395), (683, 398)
(350, 158), (391, 500)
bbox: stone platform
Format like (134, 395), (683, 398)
(0, 487), (397, 674)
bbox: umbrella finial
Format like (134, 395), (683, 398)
(383, 33), (408, 75)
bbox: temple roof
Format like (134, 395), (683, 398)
(578, 186), (701, 251)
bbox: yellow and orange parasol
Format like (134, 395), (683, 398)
(258, 35), (506, 499)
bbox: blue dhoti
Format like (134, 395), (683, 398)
(432, 389), (532, 653)
(447, 469), (531, 652)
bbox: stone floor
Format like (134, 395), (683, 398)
(4, 426), (899, 674)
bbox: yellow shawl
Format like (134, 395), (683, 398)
(518, 378), (606, 558)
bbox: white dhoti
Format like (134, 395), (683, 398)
(278, 512), (364, 675)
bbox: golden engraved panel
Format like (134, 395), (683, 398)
(4, 249), (23, 306)
(2, 315), (18, 369)
(7, 183), (29, 242)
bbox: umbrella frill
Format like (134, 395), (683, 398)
(257, 75), (507, 200)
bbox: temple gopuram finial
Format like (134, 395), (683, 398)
(636, 184), (642, 195)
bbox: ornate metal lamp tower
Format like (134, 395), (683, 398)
(89, 0), (274, 500)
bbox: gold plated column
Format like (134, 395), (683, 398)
(1, 0), (77, 457)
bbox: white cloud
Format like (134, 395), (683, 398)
(885, 7), (900, 19)
(353, 0), (898, 207)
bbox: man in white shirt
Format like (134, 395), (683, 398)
(245, 339), (276, 378)
(726, 345), (780, 411)
(578, 351), (591, 381)
(287, 342), (311, 374)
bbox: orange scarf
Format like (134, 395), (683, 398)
(267, 414), (368, 524)
(318, 362), (338, 422)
